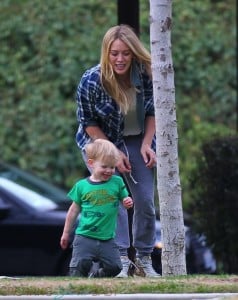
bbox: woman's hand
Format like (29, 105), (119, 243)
(141, 143), (156, 168)
(116, 150), (131, 173)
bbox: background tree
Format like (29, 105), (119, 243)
(150, 0), (186, 275)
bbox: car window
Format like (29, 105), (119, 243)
(0, 163), (68, 201)
(0, 178), (57, 211)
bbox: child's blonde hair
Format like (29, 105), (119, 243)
(85, 139), (119, 166)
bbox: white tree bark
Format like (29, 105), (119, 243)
(149, 0), (186, 275)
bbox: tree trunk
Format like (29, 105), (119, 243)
(149, 0), (187, 276)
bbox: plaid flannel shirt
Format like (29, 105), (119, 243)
(75, 63), (156, 151)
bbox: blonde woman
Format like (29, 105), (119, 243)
(75, 25), (159, 277)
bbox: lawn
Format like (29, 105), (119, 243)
(0, 275), (238, 296)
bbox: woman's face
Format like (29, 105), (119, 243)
(109, 38), (133, 78)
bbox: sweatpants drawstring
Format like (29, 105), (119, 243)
(122, 140), (138, 184)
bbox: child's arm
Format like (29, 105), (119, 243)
(122, 196), (133, 209)
(60, 202), (80, 250)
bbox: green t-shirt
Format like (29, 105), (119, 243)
(68, 175), (129, 240)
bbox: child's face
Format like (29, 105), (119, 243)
(89, 159), (116, 182)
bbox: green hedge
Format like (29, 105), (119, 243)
(189, 136), (238, 273)
(0, 0), (236, 208)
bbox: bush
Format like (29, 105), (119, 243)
(0, 0), (117, 188)
(0, 0), (236, 206)
(189, 136), (238, 273)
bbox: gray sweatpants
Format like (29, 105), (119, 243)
(69, 235), (122, 277)
(115, 135), (156, 257)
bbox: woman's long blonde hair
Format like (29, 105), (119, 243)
(100, 24), (151, 114)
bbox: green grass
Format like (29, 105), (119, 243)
(0, 275), (238, 296)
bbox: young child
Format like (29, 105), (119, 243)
(60, 139), (133, 277)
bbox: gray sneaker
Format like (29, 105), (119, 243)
(116, 256), (132, 278)
(134, 256), (160, 277)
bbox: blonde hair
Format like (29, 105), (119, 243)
(100, 24), (151, 114)
(85, 139), (119, 165)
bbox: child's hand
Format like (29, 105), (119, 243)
(123, 196), (133, 209)
(60, 232), (70, 250)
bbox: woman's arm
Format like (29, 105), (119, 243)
(142, 115), (155, 147)
(85, 126), (108, 140)
(141, 115), (156, 168)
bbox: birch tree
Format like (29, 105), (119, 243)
(149, 0), (186, 275)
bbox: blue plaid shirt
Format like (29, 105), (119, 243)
(75, 63), (156, 151)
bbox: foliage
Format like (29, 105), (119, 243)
(0, 0), (236, 208)
(0, 0), (117, 187)
(178, 109), (234, 209)
(173, 1), (236, 128)
(140, 0), (236, 207)
(189, 136), (238, 273)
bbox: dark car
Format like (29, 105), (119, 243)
(0, 162), (73, 276)
(151, 220), (217, 274)
(0, 162), (71, 211)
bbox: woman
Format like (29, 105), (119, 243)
(75, 24), (159, 277)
